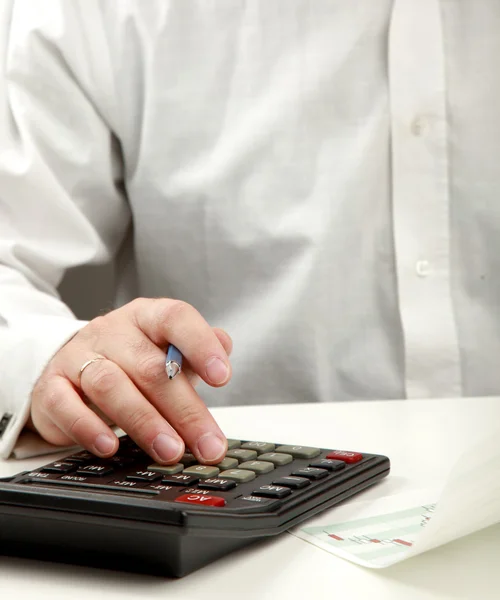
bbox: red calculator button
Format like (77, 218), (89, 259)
(326, 451), (363, 464)
(175, 493), (226, 507)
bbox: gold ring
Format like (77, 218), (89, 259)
(78, 355), (106, 385)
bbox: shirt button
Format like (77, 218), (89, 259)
(415, 260), (431, 277)
(411, 116), (427, 137)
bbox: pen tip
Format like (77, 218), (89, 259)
(166, 362), (181, 380)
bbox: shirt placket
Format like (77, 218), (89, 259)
(388, 0), (462, 398)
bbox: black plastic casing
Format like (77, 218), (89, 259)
(0, 451), (390, 576)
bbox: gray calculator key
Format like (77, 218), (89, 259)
(237, 460), (275, 474)
(258, 452), (293, 466)
(218, 469), (256, 483)
(226, 449), (258, 462)
(226, 439), (241, 450)
(216, 457), (239, 470)
(147, 463), (184, 475)
(183, 465), (220, 479)
(241, 441), (276, 454)
(275, 445), (321, 459)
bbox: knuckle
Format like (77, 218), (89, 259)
(125, 336), (151, 357)
(77, 315), (109, 343)
(90, 315), (109, 330)
(135, 352), (164, 386)
(89, 315), (111, 336)
(125, 407), (157, 438)
(41, 385), (64, 414)
(67, 415), (87, 439)
(127, 297), (150, 316)
(85, 363), (119, 396)
(174, 402), (205, 431)
(131, 297), (149, 309)
(155, 299), (192, 328)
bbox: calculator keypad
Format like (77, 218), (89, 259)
(20, 437), (369, 514)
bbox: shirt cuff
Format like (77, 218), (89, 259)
(0, 316), (88, 459)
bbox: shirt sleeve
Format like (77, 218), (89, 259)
(0, 0), (130, 458)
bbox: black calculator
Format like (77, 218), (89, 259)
(0, 436), (390, 577)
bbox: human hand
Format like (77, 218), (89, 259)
(29, 298), (232, 465)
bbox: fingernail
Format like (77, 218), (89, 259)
(153, 433), (183, 462)
(196, 433), (226, 462)
(94, 433), (116, 455)
(205, 357), (229, 385)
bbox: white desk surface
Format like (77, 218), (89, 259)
(1, 396), (500, 600)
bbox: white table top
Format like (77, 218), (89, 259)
(1, 396), (500, 600)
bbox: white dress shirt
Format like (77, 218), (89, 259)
(0, 0), (499, 458)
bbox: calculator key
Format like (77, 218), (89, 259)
(162, 473), (199, 486)
(182, 487), (215, 495)
(118, 435), (135, 447)
(122, 445), (148, 457)
(309, 459), (346, 471)
(292, 467), (328, 480)
(198, 478), (237, 491)
(183, 465), (220, 479)
(272, 476), (310, 489)
(252, 485), (292, 499)
(226, 449), (258, 462)
(275, 445), (321, 459)
(148, 484), (174, 492)
(41, 462), (77, 474)
(126, 470), (162, 482)
(237, 460), (274, 474)
(326, 450), (363, 464)
(105, 455), (135, 468)
(147, 463), (184, 475)
(216, 457), (239, 470)
(226, 439), (241, 450)
(241, 441), (275, 454)
(59, 474), (92, 483)
(180, 453), (198, 467)
(65, 451), (95, 463)
(230, 496), (282, 511)
(76, 464), (114, 477)
(238, 496), (280, 506)
(218, 469), (256, 483)
(175, 494), (226, 507)
(258, 452), (293, 466)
